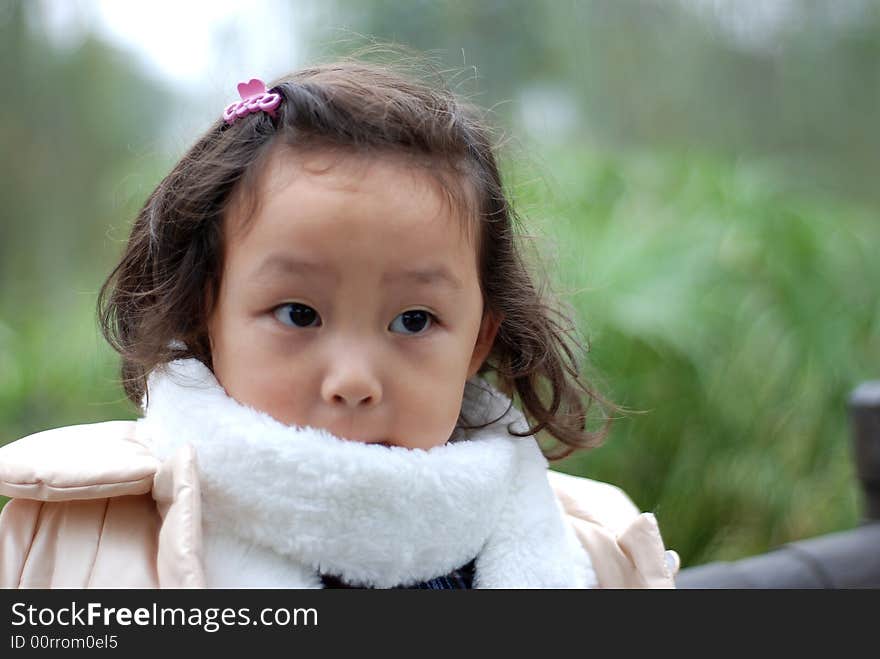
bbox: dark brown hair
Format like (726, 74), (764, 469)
(98, 58), (616, 459)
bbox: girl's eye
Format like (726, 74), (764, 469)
(273, 303), (321, 328)
(272, 304), (434, 335)
(389, 310), (434, 335)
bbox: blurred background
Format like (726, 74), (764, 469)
(1, 0), (878, 569)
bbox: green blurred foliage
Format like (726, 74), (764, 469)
(0, 1), (172, 305)
(326, 0), (880, 206)
(1, 0), (879, 568)
(0, 1), (171, 435)
(506, 146), (878, 565)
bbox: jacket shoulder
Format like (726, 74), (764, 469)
(547, 469), (641, 535)
(547, 470), (680, 588)
(0, 493), (162, 588)
(0, 420), (159, 501)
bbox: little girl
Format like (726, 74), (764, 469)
(0, 61), (678, 588)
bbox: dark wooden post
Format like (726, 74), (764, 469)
(849, 381), (880, 522)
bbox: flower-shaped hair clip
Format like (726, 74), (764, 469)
(223, 78), (282, 125)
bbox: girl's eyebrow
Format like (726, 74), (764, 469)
(252, 254), (464, 290)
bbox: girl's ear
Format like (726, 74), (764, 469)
(467, 310), (503, 378)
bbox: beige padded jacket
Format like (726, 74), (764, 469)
(0, 421), (679, 588)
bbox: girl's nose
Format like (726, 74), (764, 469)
(329, 389), (377, 408)
(321, 367), (382, 409)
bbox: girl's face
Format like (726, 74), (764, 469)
(208, 148), (501, 450)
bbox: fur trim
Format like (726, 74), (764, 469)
(142, 359), (596, 588)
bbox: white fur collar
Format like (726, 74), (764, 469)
(142, 359), (595, 588)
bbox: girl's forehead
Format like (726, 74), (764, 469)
(229, 145), (480, 248)
(266, 148), (434, 197)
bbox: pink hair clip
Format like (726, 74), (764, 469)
(223, 78), (282, 125)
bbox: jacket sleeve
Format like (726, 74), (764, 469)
(548, 470), (680, 588)
(0, 498), (43, 588)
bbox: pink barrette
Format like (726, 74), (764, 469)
(223, 78), (282, 125)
